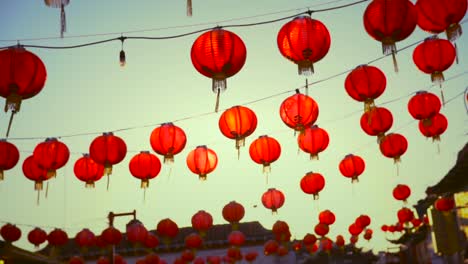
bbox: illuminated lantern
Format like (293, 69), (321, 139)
(191, 28), (247, 112)
(306, 243), (319, 254)
(395, 223), (404, 232)
(261, 188), (285, 213)
(249, 135), (281, 174)
(277, 16), (331, 75)
(207, 255), (222, 264)
(272, 221), (290, 242)
(300, 171), (325, 200)
(297, 125), (329, 160)
(228, 231), (246, 247)
(227, 246), (242, 261)
(348, 223), (363, 236)
(363, 232), (372, 241)
(0, 47), (47, 137)
(73, 154), (105, 188)
(303, 233), (317, 246)
(319, 210), (336, 225)
(193, 257), (205, 264)
(360, 107), (393, 143)
(244, 252), (258, 263)
(411, 218), (422, 228)
(129, 151), (162, 189)
(381, 225), (388, 232)
(344, 65), (386, 112)
(48, 228), (68, 247)
(292, 241), (302, 252)
(393, 184), (411, 203)
(143, 232), (159, 248)
(150, 122), (187, 164)
(397, 208), (414, 224)
(44, 0), (70, 37)
(126, 219), (148, 245)
(69, 256), (84, 264)
(74, 228), (95, 249)
(277, 245), (289, 257)
(379, 133), (408, 171)
(0, 223), (21, 243)
(181, 250), (195, 262)
(363, 0), (417, 72)
(23, 155), (50, 203)
(145, 253), (160, 264)
(186, 146), (218, 181)
(101, 226), (122, 246)
(185, 233), (203, 249)
(156, 218), (179, 244)
(279, 91), (319, 132)
(408, 91), (441, 124)
(314, 223), (329, 237)
(418, 113), (448, 142)
(33, 138), (70, 178)
(89, 132), (127, 188)
(339, 154), (365, 183)
(222, 201), (245, 229)
(264, 240), (279, 256)
(321, 238), (333, 253)
(415, 0), (467, 41)
(192, 210), (213, 235)
(388, 225), (396, 233)
(350, 235), (359, 244)
(336, 235), (345, 248)
(435, 197), (456, 212)
(218, 105), (257, 153)
(0, 140), (19, 181)
(28, 227), (47, 248)
(355, 215), (371, 229)
(94, 235), (107, 249)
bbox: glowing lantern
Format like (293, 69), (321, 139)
(186, 145), (218, 181)
(192, 210), (213, 235)
(393, 184), (411, 203)
(264, 240), (279, 256)
(44, 0), (70, 37)
(143, 232), (159, 248)
(379, 133), (408, 173)
(150, 122), (187, 164)
(306, 243), (319, 254)
(0, 223), (21, 243)
(277, 245), (289, 256)
(363, 232), (372, 241)
(355, 215), (371, 229)
(74, 228), (95, 249)
(360, 107), (393, 143)
(22, 155), (50, 204)
(348, 223), (363, 236)
(363, 0), (417, 72)
(101, 226), (122, 246)
(126, 219), (148, 245)
(227, 246), (242, 261)
(418, 113), (448, 142)
(185, 233), (203, 250)
(218, 105), (257, 154)
(73, 154), (104, 188)
(344, 65), (386, 112)
(336, 235), (345, 248)
(292, 241), (302, 252)
(191, 28), (247, 112)
(228, 231), (246, 247)
(279, 91), (319, 132)
(277, 15), (331, 75)
(156, 218), (179, 244)
(129, 151), (161, 189)
(381, 225), (388, 232)
(300, 171), (325, 200)
(261, 188), (285, 213)
(412, 218), (423, 228)
(435, 197), (456, 212)
(314, 223), (329, 237)
(33, 138), (70, 178)
(222, 201), (245, 229)
(48, 228), (68, 247)
(181, 250), (195, 262)
(397, 208), (415, 224)
(339, 154), (365, 183)
(207, 255), (222, 264)
(0, 139), (19, 181)
(319, 210), (336, 225)
(408, 91), (441, 125)
(28, 227), (47, 248)
(244, 252), (258, 263)
(297, 125), (329, 160)
(321, 238), (333, 253)
(272, 221), (290, 242)
(249, 135), (281, 175)
(350, 235), (359, 245)
(303, 233), (317, 246)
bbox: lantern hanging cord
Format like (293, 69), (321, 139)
(0, 217), (107, 232)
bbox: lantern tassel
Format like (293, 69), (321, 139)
(391, 51), (398, 73)
(5, 111), (15, 138)
(214, 88), (221, 112)
(0, 170), (3, 181)
(455, 43), (459, 64)
(187, 0), (192, 17)
(106, 175), (110, 191)
(60, 4), (66, 38)
(143, 188), (146, 203)
(45, 181), (49, 198)
(446, 23), (462, 42)
(37, 190), (40, 206)
(437, 142), (440, 154)
(440, 89), (446, 107)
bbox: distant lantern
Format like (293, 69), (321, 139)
(191, 210), (213, 235)
(297, 125), (329, 160)
(75, 228), (96, 249)
(185, 233), (203, 250)
(363, 0), (417, 72)
(186, 145), (218, 181)
(360, 107), (393, 143)
(348, 223), (363, 237)
(339, 154), (365, 183)
(435, 197), (456, 212)
(279, 91), (319, 132)
(262, 188), (285, 213)
(28, 227), (47, 248)
(143, 232), (159, 248)
(228, 230), (246, 247)
(249, 135), (281, 175)
(191, 28), (247, 112)
(336, 235), (345, 248)
(0, 139), (20, 180)
(344, 65), (386, 112)
(44, 0), (70, 37)
(277, 245), (289, 256)
(355, 215), (371, 229)
(379, 133), (408, 171)
(300, 171), (325, 200)
(0, 47), (47, 137)
(244, 252), (258, 263)
(272, 221), (290, 242)
(69, 256), (85, 264)
(150, 122), (187, 164)
(101, 226), (122, 246)
(74, 153), (105, 188)
(126, 219), (148, 245)
(393, 184), (411, 203)
(218, 105), (257, 155)
(47, 228), (68, 247)
(321, 238), (333, 253)
(397, 207), (414, 224)
(319, 210), (336, 225)
(303, 233), (317, 246)
(129, 151), (162, 189)
(264, 240), (279, 256)
(156, 218), (179, 245)
(33, 137), (70, 178)
(0, 223), (21, 243)
(314, 223), (329, 237)
(418, 113), (448, 143)
(408, 91), (442, 125)
(222, 201), (245, 229)
(277, 16), (331, 75)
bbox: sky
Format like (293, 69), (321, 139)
(0, 0), (467, 255)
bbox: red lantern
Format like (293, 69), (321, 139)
(388, 225), (396, 233)
(261, 188), (285, 213)
(191, 28), (247, 112)
(408, 91), (442, 124)
(381, 225), (388, 232)
(22, 155), (50, 204)
(69, 256), (84, 264)
(222, 201), (245, 229)
(244, 252), (258, 263)
(336, 235), (345, 247)
(348, 223), (363, 236)
(319, 210), (336, 225)
(185, 233), (203, 249)
(344, 65), (386, 112)
(435, 197), (456, 212)
(193, 257), (205, 264)
(264, 240), (279, 256)
(219, 105), (257, 153)
(89, 132), (127, 177)
(397, 208), (414, 224)
(279, 91), (319, 132)
(379, 133), (408, 166)
(306, 243), (319, 254)
(419, 113), (448, 142)
(0, 223), (21, 243)
(227, 246), (242, 260)
(355, 215), (371, 229)
(321, 238), (333, 252)
(303, 233), (317, 246)
(0, 47), (47, 137)
(272, 221), (289, 236)
(207, 255), (222, 264)
(156, 218), (179, 244)
(300, 171), (325, 200)
(416, 0), (467, 41)
(297, 125), (329, 160)
(143, 232), (159, 248)
(28, 227), (47, 248)
(277, 16), (331, 75)
(314, 223), (329, 237)
(292, 241), (302, 252)
(150, 122), (187, 164)
(48, 228), (68, 247)
(249, 135), (281, 174)
(126, 219), (148, 245)
(393, 184), (411, 202)
(33, 138), (70, 178)
(192, 210), (213, 235)
(181, 250), (195, 262)
(277, 245), (289, 256)
(350, 235), (359, 244)
(101, 226), (122, 246)
(145, 253), (160, 264)
(339, 154), (365, 183)
(73, 153), (105, 188)
(186, 146), (218, 181)
(0, 140), (19, 181)
(74, 228), (95, 248)
(363, 232), (372, 241)
(360, 107), (393, 142)
(228, 231), (246, 247)
(395, 223), (404, 232)
(363, 0), (417, 72)
(129, 151), (162, 188)
(411, 218), (422, 228)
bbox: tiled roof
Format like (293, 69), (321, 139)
(0, 241), (60, 264)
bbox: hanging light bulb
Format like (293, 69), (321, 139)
(119, 36), (126, 67)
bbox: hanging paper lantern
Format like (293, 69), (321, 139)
(193, 257), (205, 264)
(381, 225), (388, 232)
(222, 201), (245, 229)
(94, 235), (107, 249)
(412, 218), (423, 228)
(300, 171), (325, 200)
(408, 91), (442, 125)
(89, 132), (127, 180)
(355, 215), (371, 229)
(272, 221), (289, 236)
(218, 105), (257, 153)
(244, 252), (258, 263)
(350, 235), (359, 244)
(261, 188), (285, 213)
(379, 133), (408, 166)
(73, 153), (105, 188)
(339, 154), (365, 183)
(415, 0), (467, 41)
(186, 145), (218, 181)
(0, 223), (21, 243)
(48, 228), (68, 247)
(191, 28), (247, 112)
(145, 253), (160, 264)
(191, 210), (213, 235)
(348, 223), (363, 236)
(150, 122), (187, 164)
(292, 241), (302, 252)
(181, 250), (195, 262)
(363, 232), (373, 241)
(74, 228), (95, 249)
(227, 246), (243, 261)
(303, 233), (317, 246)
(277, 245), (289, 257)
(344, 65), (386, 112)
(360, 107), (393, 143)
(306, 243), (319, 254)
(185, 233), (203, 250)
(228, 231), (246, 247)
(101, 226), (122, 246)
(143, 232), (159, 248)
(44, 0), (70, 37)
(264, 240), (279, 256)
(435, 197), (456, 212)
(207, 255), (222, 264)
(249, 135), (281, 174)
(33, 137), (70, 178)
(419, 113), (448, 142)
(0, 47), (47, 137)
(297, 125), (329, 160)
(156, 218), (179, 244)
(69, 256), (85, 264)
(387, 225), (396, 233)
(22, 155), (50, 203)
(319, 210), (336, 225)
(321, 238), (333, 253)
(314, 223), (329, 237)
(397, 208), (414, 224)
(129, 151), (162, 189)
(28, 227), (47, 248)
(277, 15), (331, 75)
(363, 0), (417, 72)
(395, 223), (404, 232)
(0, 139), (19, 181)
(126, 219), (148, 245)
(279, 91), (319, 132)
(393, 184), (411, 203)
(336, 235), (345, 248)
